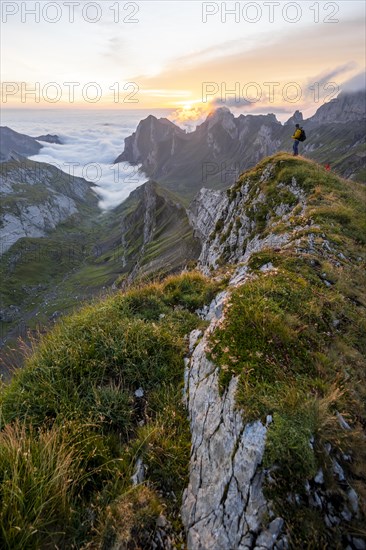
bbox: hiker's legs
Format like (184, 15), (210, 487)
(293, 140), (299, 156)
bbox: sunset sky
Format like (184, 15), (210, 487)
(1, 1), (365, 121)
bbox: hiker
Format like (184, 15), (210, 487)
(292, 123), (302, 156)
(292, 124), (306, 155)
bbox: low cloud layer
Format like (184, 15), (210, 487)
(1, 109), (170, 209)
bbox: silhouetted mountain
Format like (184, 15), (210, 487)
(284, 110), (304, 126)
(114, 114), (186, 167)
(115, 92), (366, 199)
(115, 108), (284, 199)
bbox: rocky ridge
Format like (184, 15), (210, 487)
(181, 153), (366, 549)
(182, 292), (286, 550)
(33, 134), (62, 144)
(114, 180), (201, 284)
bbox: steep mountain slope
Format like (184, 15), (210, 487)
(0, 154), (365, 549)
(115, 91), (366, 200)
(0, 157), (99, 254)
(0, 157), (102, 367)
(112, 180), (200, 284)
(0, 126), (43, 161)
(183, 153), (366, 549)
(307, 90), (365, 123)
(114, 114), (186, 167)
(0, 126), (62, 161)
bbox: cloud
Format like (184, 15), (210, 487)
(212, 97), (252, 108)
(168, 105), (212, 130)
(2, 111), (150, 210)
(303, 62), (358, 101)
(132, 17), (365, 114)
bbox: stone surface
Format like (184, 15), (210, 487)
(182, 287), (284, 549)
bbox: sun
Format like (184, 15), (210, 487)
(168, 100), (214, 127)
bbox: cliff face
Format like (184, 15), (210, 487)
(190, 165), (307, 270)
(114, 180), (201, 283)
(114, 115), (186, 169)
(308, 90), (366, 124)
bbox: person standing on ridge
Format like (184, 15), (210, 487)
(292, 123), (302, 156)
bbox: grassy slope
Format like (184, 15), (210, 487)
(0, 272), (223, 549)
(0, 154), (365, 548)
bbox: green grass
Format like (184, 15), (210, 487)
(209, 249), (366, 471)
(0, 272), (220, 548)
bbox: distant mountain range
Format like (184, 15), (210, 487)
(115, 90), (366, 200)
(0, 126), (62, 162)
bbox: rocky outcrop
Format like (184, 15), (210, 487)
(190, 163), (307, 271)
(1, 200), (78, 254)
(308, 90), (366, 124)
(114, 115), (186, 169)
(188, 188), (228, 242)
(283, 110), (303, 126)
(182, 289), (286, 550)
(34, 134), (62, 144)
(0, 126), (43, 162)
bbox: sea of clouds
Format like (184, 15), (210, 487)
(1, 108), (172, 210)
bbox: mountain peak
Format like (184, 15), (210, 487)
(209, 106), (232, 116)
(206, 106), (234, 123)
(284, 110), (304, 126)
